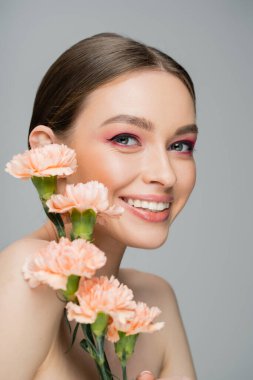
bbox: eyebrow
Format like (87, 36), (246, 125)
(100, 114), (198, 136)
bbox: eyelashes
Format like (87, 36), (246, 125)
(108, 133), (196, 153)
(169, 140), (196, 153)
(108, 133), (140, 147)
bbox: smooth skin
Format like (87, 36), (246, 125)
(0, 69), (198, 380)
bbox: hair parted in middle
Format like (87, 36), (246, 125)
(28, 32), (196, 147)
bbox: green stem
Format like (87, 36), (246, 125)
(42, 203), (66, 238)
(98, 362), (109, 380)
(94, 361), (105, 380)
(80, 325), (112, 380)
(103, 350), (113, 379)
(122, 365), (127, 380)
(121, 353), (128, 380)
(96, 335), (113, 380)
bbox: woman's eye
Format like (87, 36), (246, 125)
(109, 134), (140, 146)
(170, 141), (195, 153)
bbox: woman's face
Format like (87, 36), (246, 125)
(66, 69), (197, 249)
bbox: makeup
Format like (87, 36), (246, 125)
(118, 197), (171, 223)
(170, 139), (196, 155)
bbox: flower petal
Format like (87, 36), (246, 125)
(22, 237), (106, 290)
(46, 181), (124, 220)
(5, 144), (77, 179)
(66, 276), (135, 325)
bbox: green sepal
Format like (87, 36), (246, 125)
(62, 275), (80, 301)
(32, 176), (66, 238)
(70, 208), (97, 241)
(114, 332), (139, 365)
(91, 312), (109, 337)
(31, 175), (57, 202)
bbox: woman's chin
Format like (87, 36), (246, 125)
(93, 218), (170, 250)
(124, 230), (170, 250)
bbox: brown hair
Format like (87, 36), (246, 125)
(28, 32), (196, 147)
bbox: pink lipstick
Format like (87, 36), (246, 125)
(118, 197), (171, 223)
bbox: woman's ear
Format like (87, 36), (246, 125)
(29, 125), (58, 149)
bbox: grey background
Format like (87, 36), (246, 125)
(1, 1), (252, 379)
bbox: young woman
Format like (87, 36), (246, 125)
(1, 32), (198, 380)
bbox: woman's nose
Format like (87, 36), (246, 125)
(141, 147), (177, 187)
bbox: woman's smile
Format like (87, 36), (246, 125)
(65, 69), (197, 249)
(117, 196), (172, 223)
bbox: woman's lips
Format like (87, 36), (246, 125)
(120, 194), (174, 203)
(118, 197), (171, 223)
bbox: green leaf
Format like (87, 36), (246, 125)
(80, 338), (90, 352)
(43, 204), (66, 238)
(64, 308), (72, 334)
(80, 339), (97, 360)
(71, 322), (80, 348)
(85, 323), (96, 345)
(64, 322), (80, 354)
(81, 324), (97, 353)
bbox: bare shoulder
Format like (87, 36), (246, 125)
(0, 238), (49, 283)
(119, 267), (175, 307)
(0, 238), (65, 380)
(0, 235), (65, 313)
(0, 236), (64, 316)
(119, 268), (197, 379)
(1, 236), (47, 261)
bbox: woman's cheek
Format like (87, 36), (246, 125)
(176, 160), (196, 201)
(71, 142), (138, 189)
(186, 160), (197, 192)
(94, 151), (138, 188)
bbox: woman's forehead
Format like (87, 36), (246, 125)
(80, 70), (195, 120)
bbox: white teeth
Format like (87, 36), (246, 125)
(134, 199), (141, 207)
(141, 201), (149, 209)
(157, 202), (166, 211)
(127, 199), (135, 206)
(123, 198), (170, 211)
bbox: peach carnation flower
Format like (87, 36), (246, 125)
(106, 301), (165, 342)
(5, 144), (77, 179)
(46, 181), (124, 221)
(66, 276), (135, 325)
(22, 237), (106, 290)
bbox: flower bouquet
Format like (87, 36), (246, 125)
(5, 143), (165, 380)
